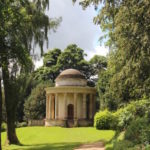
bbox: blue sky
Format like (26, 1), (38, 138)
(35, 0), (108, 68)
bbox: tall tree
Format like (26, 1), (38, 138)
(74, 0), (150, 109)
(0, 0), (61, 144)
(57, 44), (92, 79)
(90, 55), (107, 75)
(0, 72), (2, 150)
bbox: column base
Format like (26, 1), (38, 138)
(45, 119), (93, 127)
(45, 119), (67, 127)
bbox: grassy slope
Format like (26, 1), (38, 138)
(2, 127), (115, 150)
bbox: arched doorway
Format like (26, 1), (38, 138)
(68, 104), (74, 120)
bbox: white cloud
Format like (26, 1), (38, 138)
(86, 46), (109, 60)
(35, 0), (109, 69)
(34, 58), (43, 69)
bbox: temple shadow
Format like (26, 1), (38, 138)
(12, 142), (81, 150)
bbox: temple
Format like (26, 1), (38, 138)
(45, 69), (96, 127)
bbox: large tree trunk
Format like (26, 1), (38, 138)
(2, 57), (19, 145)
(0, 77), (2, 150)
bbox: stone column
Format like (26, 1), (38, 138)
(74, 93), (77, 119)
(64, 93), (67, 119)
(55, 93), (58, 119)
(49, 94), (52, 119)
(46, 95), (49, 119)
(89, 94), (93, 119)
(83, 93), (87, 119)
(93, 95), (96, 116)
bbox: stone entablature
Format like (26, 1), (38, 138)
(45, 86), (96, 94)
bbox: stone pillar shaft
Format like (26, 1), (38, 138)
(46, 95), (49, 119)
(55, 93), (58, 119)
(83, 93), (87, 119)
(89, 94), (93, 119)
(93, 95), (96, 116)
(74, 93), (77, 119)
(49, 94), (52, 119)
(64, 93), (67, 119)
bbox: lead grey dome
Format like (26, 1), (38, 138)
(55, 69), (87, 87)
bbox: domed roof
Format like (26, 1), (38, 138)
(56, 69), (85, 80)
(55, 69), (87, 87)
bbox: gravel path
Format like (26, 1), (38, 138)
(74, 141), (105, 150)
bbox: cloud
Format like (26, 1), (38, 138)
(35, 0), (109, 69)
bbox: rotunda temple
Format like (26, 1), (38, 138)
(45, 69), (96, 127)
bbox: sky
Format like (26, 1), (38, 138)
(35, 0), (109, 68)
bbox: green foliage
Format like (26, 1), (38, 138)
(74, 0), (150, 110)
(95, 100), (150, 130)
(24, 82), (53, 120)
(97, 69), (114, 110)
(116, 100), (150, 130)
(0, 0), (61, 144)
(57, 44), (93, 79)
(112, 140), (134, 150)
(1, 123), (7, 132)
(43, 48), (61, 67)
(94, 110), (117, 130)
(125, 118), (150, 146)
(90, 55), (107, 75)
(33, 44), (105, 83)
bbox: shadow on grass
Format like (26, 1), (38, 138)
(10, 142), (81, 150)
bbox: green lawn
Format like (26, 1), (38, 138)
(2, 127), (115, 150)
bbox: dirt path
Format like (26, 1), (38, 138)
(74, 141), (105, 150)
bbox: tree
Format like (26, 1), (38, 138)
(24, 82), (53, 120)
(33, 44), (93, 83)
(33, 48), (62, 82)
(0, 0), (61, 144)
(0, 73), (2, 150)
(16, 74), (38, 122)
(44, 48), (61, 67)
(90, 55), (107, 75)
(74, 0), (150, 109)
(57, 44), (93, 79)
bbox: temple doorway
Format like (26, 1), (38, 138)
(68, 104), (74, 119)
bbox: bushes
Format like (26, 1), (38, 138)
(125, 118), (150, 145)
(94, 99), (150, 130)
(112, 140), (134, 150)
(94, 110), (117, 129)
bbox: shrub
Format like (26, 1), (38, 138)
(1, 122), (7, 132)
(125, 117), (150, 145)
(115, 100), (150, 130)
(95, 100), (150, 130)
(94, 110), (117, 129)
(113, 140), (134, 150)
(16, 122), (27, 128)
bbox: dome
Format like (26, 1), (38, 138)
(55, 69), (87, 87)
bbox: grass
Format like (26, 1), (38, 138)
(2, 127), (115, 150)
